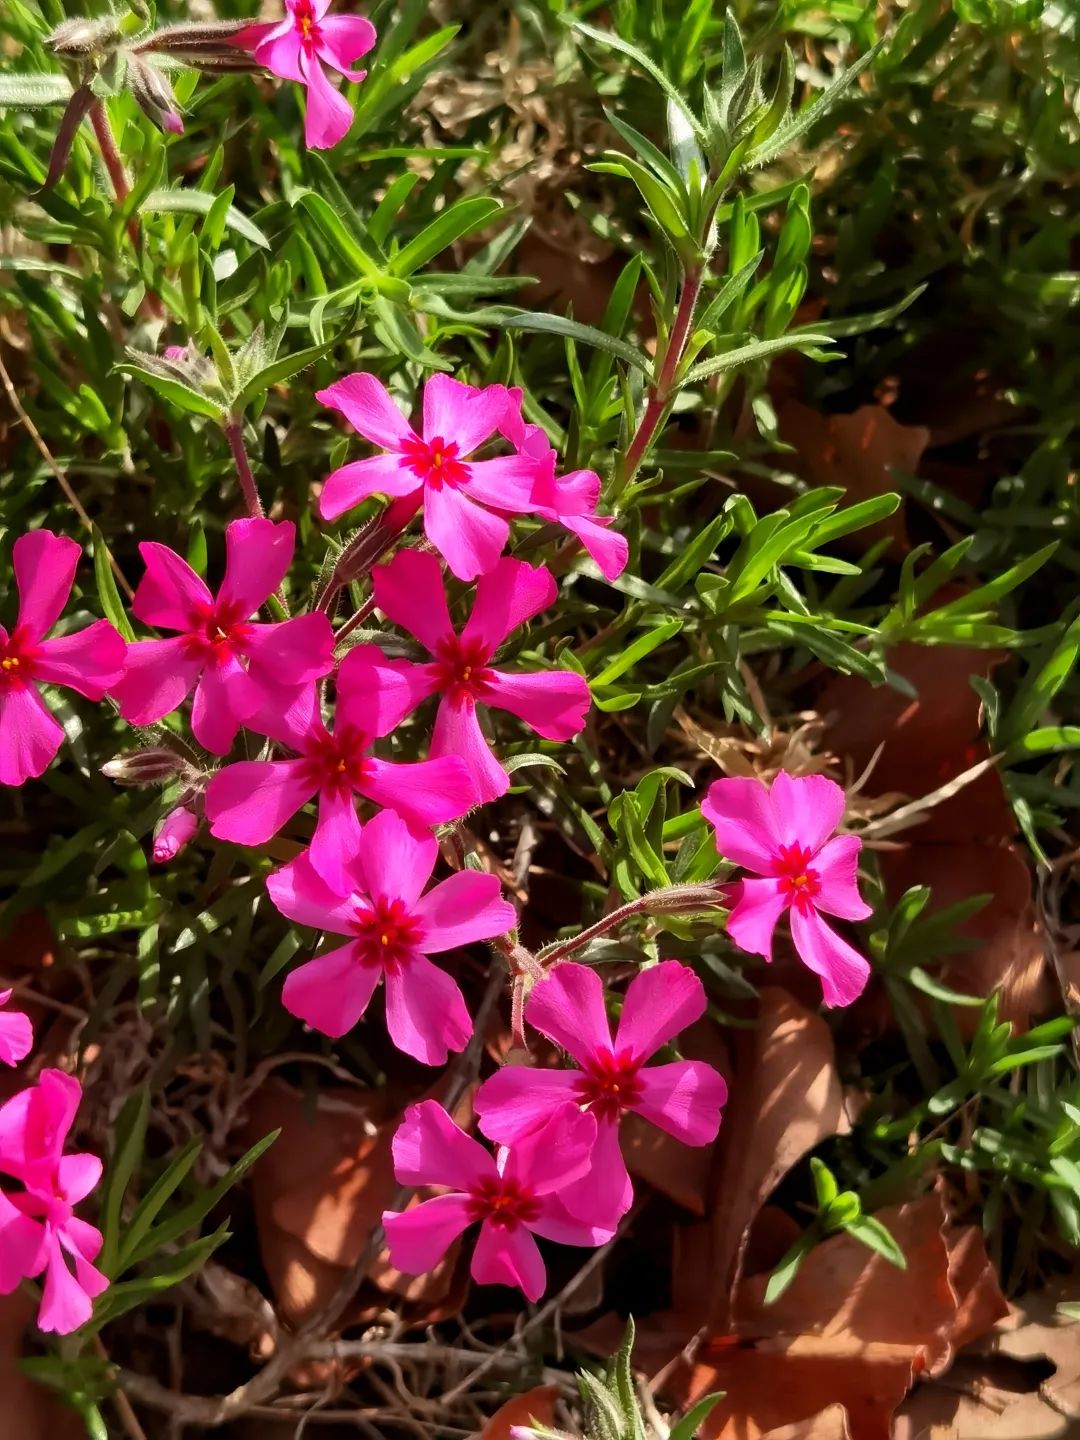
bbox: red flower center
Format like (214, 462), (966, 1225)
(400, 434), (469, 490)
(772, 841), (822, 912)
(431, 636), (495, 702)
(302, 725), (372, 794)
(351, 896), (422, 971)
(574, 1047), (643, 1123)
(184, 600), (254, 662)
(0, 627), (40, 692)
(293, 0), (320, 46)
(466, 1174), (541, 1230)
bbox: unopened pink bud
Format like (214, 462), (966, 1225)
(163, 345), (188, 361)
(152, 806), (198, 864)
(162, 111), (184, 135)
(102, 747), (189, 786)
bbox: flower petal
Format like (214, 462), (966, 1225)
(560, 511), (629, 582)
(245, 612), (336, 687)
(352, 807), (435, 909)
(218, 518), (295, 617)
(265, 847), (361, 932)
(281, 945), (378, 1036)
(422, 375), (505, 456)
(35, 621), (127, 699)
(430, 697), (508, 808)
(413, 871), (516, 953)
(319, 454), (420, 521)
(361, 754), (475, 826)
(700, 777), (783, 873)
(484, 669), (590, 742)
(190, 655), (261, 754)
(390, 1098), (495, 1191)
(300, 51), (354, 149)
(309, 787), (365, 894)
(0, 1003), (32, 1067)
(206, 758), (316, 847)
(336, 643), (435, 739)
(526, 963), (612, 1068)
(614, 959), (707, 1061)
(530, 1192), (617, 1247)
(372, 550), (454, 656)
(771, 770), (847, 855)
(812, 834), (874, 921)
(110, 637), (201, 727)
(725, 877), (789, 962)
(382, 1194), (474, 1276)
(631, 1060), (727, 1146)
(384, 954), (472, 1065)
(57, 1153), (103, 1206)
(558, 1116), (632, 1229)
(501, 1103), (597, 1196)
(131, 542), (212, 632)
(13, 530), (79, 642)
(0, 1191), (44, 1291)
(424, 484), (508, 583)
(38, 1241), (93, 1334)
(463, 454), (542, 512)
(460, 558), (556, 656)
(471, 1217), (546, 1302)
(0, 686), (63, 786)
(789, 906), (871, 1008)
(474, 1067), (582, 1145)
(317, 373), (416, 452)
(317, 13), (377, 76)
(253, 22), (305, 81)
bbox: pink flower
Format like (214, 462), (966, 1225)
(0, 531), (127, 787)
(0, 990), (32, 1067)
(476, 961), (726, 1226)
(317, 373), (542, 581)
(152, 804), (198, 864)
(371, 551), (591, 806)
(701, 772), (873, 1007)
(0, 1069), (108, 1334)
(503, 411), (628, 582)
(231, 0), (376, 150)
(382, 1099), (612, 1301)
(266, 807), (515, 1062)
(112, 518), (334, 757)
(205, 647), (474, 892)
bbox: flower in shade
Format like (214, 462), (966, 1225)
(204, 646), (474, 893)
(317, 373), (543, 581)
(0, 1069), (108, 1334)
(383, 1099), (613, 1301)
(501, 405), (628, 583)
(0, 991), (32, 1067)
(231, 0), (376, 150)
(152, 804), (198, 864)
(476, 960), (726, 1226)
(371, 550), (591, 806)
(266, 807), (515, 1062)
(701, 771), (872, 1007)
(0, 530), (127, 787)
(111, 518), (335, 757)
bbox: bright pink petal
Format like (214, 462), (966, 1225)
(218, 518), (295, 617)
(13, 530), (79, 642)
(771, 771), (847, 855)
(562, 511), (629, 582)
(526, 963), (612, 1068)
(319, 454), (419, 521)
(110, 637), (201, 726)
(60, 1215), (103, 1265)
(265, 848), (361, 933)
(391, 1099), (495, 1190)
(316, 14), (377, 76)
(461, 558), (556, 656)
(424, 484), (509, 583)
(501, 1104), (597, 1196)
(56, 1153), (103, 1206)
(384, 953), (471, 1065)
(309, 787), (364, 894)
(631, 1060), (727, 1146)
(66, 1246), (108, 1304)
(430, 697), (508, 807)
(812, 834), (873, 921)
(0, 1191), (43, 1291)
(382, 1194), (474, 1275)
(700, 777), (784, 874)
(422, 375), (505, 456)
(463, 454), (542, 512)
(559, 1115), (632, 1228)
(300, 51), (354, 149)
(245, 612), (336, 687)
(725, 877), (789, 962)
(551, 468), (602, 516)
(614, 959), (707, 1061)
(244, 679), (322, 749)
(484, 669), (590, 742)
(205, 758), (316, 846)
(474, 1067), (582, 1145)
(0, 998), (32, 1067)
(336, 643), (435, 739)
(471, 1217), (546, 1301)
(131, 542), (212, 632)
(360, 754), (475, 826)
(372, 550), (454, 655)
(38, 1242), (93, 1334)
(35, 621), (126, 699)
(352, 806), (435, 909)
(317, 373), (415, 451)
(253, 21), (305, 81)
(413, 871), (515, 954)
(789, 906), (871, 1008)
(190, 656), (261, 754)
(0, 1069), (80, 1183)
(530, 1192), (617, 1247)
(281, 944), (377, 1036)
(0, 686), (64, 786)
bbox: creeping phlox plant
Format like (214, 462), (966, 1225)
(0, 360), (875, 1328)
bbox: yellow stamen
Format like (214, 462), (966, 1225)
(1, 657), (19, 671)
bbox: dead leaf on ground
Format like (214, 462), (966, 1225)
(0, 1294), (83, 1440)
(481, 1383), (561, 1439)
(761, 1409), (853, 1440)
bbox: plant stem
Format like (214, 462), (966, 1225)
(317, 493), (422, 616)
(223, 418), (264, 518)
(538, 881), (725, 966)
(89, 100), (140, 250)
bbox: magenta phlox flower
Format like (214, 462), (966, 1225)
(371, 550), (591, 806)
(266, 807), (515, 1062)
(112, 518), (335, 757)
(317, 373), (543, 580)
(0, 1069), (107, 1334)
(701, 771), (873, 1007)
(382, 1099), (613, 1301)
(205, 646), (474, 892)
(0, 989), (32, 1067)
(0, 531), (127, 787)
(476, 960), (727, 1226)
(231, 0), (376, 150)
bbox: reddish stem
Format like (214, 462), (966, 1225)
(89, 101), (139, 249)
(317, 492), (422, 616)
(224, 419), (264, 518)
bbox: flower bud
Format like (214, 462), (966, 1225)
(152, 806), (199, 864)
(47, 15), (121, 56)
(127, 54), (184, 137)
(101, 747), (189, 787)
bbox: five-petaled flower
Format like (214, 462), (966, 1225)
(112, 518), (335, 758)
(317, 373), (542, 580)
(204, 647), (474, 892)
(371, 550), (592, 806)
(0, 530), (127, 788)
(0, 1069), (108, 1335)
(702, 771), (873, 1007)
(0, 990), (32, 1068)
(231, 0), (376, 150)
(477, 960), (727, 1225)
(383, 1099), (614, 1301)
(266, 807), (516, 1062)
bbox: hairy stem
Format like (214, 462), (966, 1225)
(89, 101), (139, 250)
(223, 418), (264, 518)
(538, 881), (726, 966)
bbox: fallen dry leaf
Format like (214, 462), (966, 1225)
(481, 1383), (561, 1439)
(761, 1409), (853, 1440)
(0, 1294), (82, 1440)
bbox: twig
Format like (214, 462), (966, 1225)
(95, 1338), (149, 1440)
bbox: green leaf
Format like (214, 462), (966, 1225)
(99, 1088), (150, 1275)
(234, 335), (337, 412)
(592, 620), (684, 686)
(118, 354), (223, 419)
(765, 1230), (816, 1303)
(751, 40), (885, 166)
(0, 73), (73, 107)
(669, 1393), (727, 1440)
(685, 331), (833, 384)
(391, 196), (503, 276)
(140, 188), (269, 249)
(496, 310), (651, 375)
(565, 17), (704, 141)
(846, 1214), (908, 1268)
(92, 525), (134, 642)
